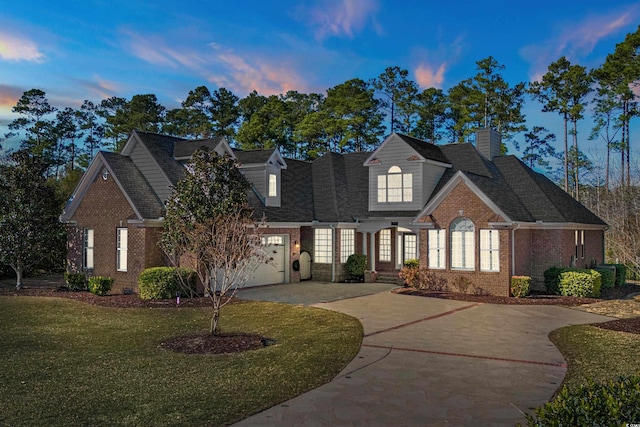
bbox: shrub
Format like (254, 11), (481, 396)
(452, 276), (473, 294)
(608, 263), (627, 286)
(398, 259), (419, 287)
(399, 267), (447, 291)
(344, 254), (367, 279)
(594, 267), (615, 289)
(138, 267), (197, 300)
(558, 269), (601, 298)
(88, 276), (113, 296)
(525, 376), (640, 426)
(543, 266), (566, 295)
(64, 272), (86, 292)
(510, 276), (531, 298)
(403, 259), (419, 268)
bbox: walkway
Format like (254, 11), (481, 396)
(235, 285), (613, 426)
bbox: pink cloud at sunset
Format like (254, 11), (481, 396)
(307, 0), (381, 39)
(415, 62), (447, 89)
(0, 31), (44, 62)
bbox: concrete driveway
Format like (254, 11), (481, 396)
(235, 284), (614, 426)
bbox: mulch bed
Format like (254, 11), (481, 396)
(160, 332), (273, 355)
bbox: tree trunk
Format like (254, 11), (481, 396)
(15, 266), (23, 290)
(210, 307), (220, 335)
(563, 113), (569, 193)
(574, 119), (579, 201)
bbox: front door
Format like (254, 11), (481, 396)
(396, 233), (417, 268)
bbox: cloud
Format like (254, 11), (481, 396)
(415, 62), (447, 89)
(0, 84), (24, 109)
(304, 0), (381, 40)
(77, 76), (123, 100)
(0, 30), (45, 62)
(207, 46), (308, 96)
(521, 5), (640, 81)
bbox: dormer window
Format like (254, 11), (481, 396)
(268, 173), (277, 197)
(377, 166), (412, 202)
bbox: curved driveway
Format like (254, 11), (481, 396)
(236, 283), (613, 426)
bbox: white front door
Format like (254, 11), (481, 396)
(245, 235), (286, 287)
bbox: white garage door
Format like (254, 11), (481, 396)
(245, 236), (286, 287)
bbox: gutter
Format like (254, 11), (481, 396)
(330, 224), (336, 282)
(511, 223), (521, 275)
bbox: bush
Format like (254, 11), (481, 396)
(543, 266), (566, 295)
(525, 376), (640, 426)
(64, 272), (86, 291)
(138, 267), (197, 300)
(558, 269), (601, 298)
(452, 276), (473, 294)
(88, 276), (113, 296)
(595, 267), (615, 289)
(344, 254), (367, 279)
(399, 267), (447, 291)
(510, 276), (530, 298)
(403, 259), (419, 268)
(608, 263), (627, 286)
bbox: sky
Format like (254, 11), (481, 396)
(1, 0), (639, 170)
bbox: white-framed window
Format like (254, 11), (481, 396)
(428, 229), (446, 269)
(262, 235), (283, 246)
(377, 166), (412, 203)
(379, 229), (391, 262)
(480, 229), (500, 272)
(403, 234), (417, 262)
(268, 173), (277, 197)
(83, 228), (94, 270)
(340, 229), (355, 263)
(575, 230), (585, 259)
(451, 218), (474, 270)
(314, 228), (333, 264)
(116, 228), (128, 272)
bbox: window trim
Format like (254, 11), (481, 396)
(479, 229), (500, 272)
(314, 228), (333, 264)
(450, 218), (475, 270)
(83, 228), (94, 270)
(377, 166), (413, 203)
(379, 229), (391, 262)
(340, 229), (355, 263)
(116, 228), (128, 272)
(428, 229), (446, 269)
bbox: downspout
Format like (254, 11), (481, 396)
(511, 223), (521, 276)
(330, 224), (337, 282)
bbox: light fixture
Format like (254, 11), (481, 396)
(294, 240), (300, 249)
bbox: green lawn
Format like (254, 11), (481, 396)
(0, 296), (362, 426)
(551, 325), (640, 389)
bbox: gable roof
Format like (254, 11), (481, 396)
(364, 132), (450, 166)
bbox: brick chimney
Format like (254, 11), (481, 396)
(476, 128), (501, 161)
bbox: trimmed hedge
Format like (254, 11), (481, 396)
(594, 267), (615, 289)
(510, 276), (530, 298)
(558, 269), (601, 298)
(543, 266), (565, 295)
(138, 267), (197, 300)
(605, 263), (627, 286)
(526, 376), (640, 426)
(64, 272), (86, 292)
(88, 276), (113, 296)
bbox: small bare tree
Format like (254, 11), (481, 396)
(160, 150), (267, 334)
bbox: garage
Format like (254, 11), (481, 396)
(245, 235), (287, 287)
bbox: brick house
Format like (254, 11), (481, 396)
(61, 129), (606, 295)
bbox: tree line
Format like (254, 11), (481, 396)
(1, 25), (639, 281)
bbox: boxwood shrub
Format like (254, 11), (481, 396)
(344, 254), (367, 279)
(594, 267), (615, 289)
(63, 272), (86, 291)
(558, 269), (601, 298)
(88, 276), (113, 296)
(606, 263), (627, 286)
(543, 266), (566, 295)
(510, 276), (530, 298)
(138, 267), (197, 300)
(525, 376), (640, 426)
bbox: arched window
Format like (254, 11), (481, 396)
(377, 166), (412, 202)
(450, 218), (474, 270)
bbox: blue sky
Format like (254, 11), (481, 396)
(1, 0), (639, 167)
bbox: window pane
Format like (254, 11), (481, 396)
(268, 174), (277, 197)
(480, 229), (499, 272)
(403, 174), (412, 202)
(428, 229), (444, 269)
(379, 229), (391, 261)
(341, 229), (355, 263)
(314, 228), (333, 264)
(377, 175), (386, 202)
(117, 228), (128, 272)
(84, 229), (94, 269)
(404, 234), (417, 261)
(451, 218), (474, 270)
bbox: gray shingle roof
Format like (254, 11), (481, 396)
(132, 131), (186, 185)
(101, 151), (165, 219)
(234, 148), (278, 165)
(173, 137), (225, 158)
(396, 133), (450, 164)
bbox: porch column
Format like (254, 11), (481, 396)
(369, 232), (376, 271)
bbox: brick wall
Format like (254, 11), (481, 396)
(67, 172), (165, 292)
(417, 181), (512, 296)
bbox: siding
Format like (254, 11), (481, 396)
(421, 162), (448, 204)
(129, 143), (172, 202)
(242, 166), (266, 195)
(368, 135), (424, 211)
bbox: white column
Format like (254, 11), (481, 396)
(369, 232), (376, 271)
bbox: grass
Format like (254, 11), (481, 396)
(550, 325), (640, 389)
(0, 296), (362, 426)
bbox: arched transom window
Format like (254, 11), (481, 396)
(377, 166), (412, 202)
(450, 217), (474, 270)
